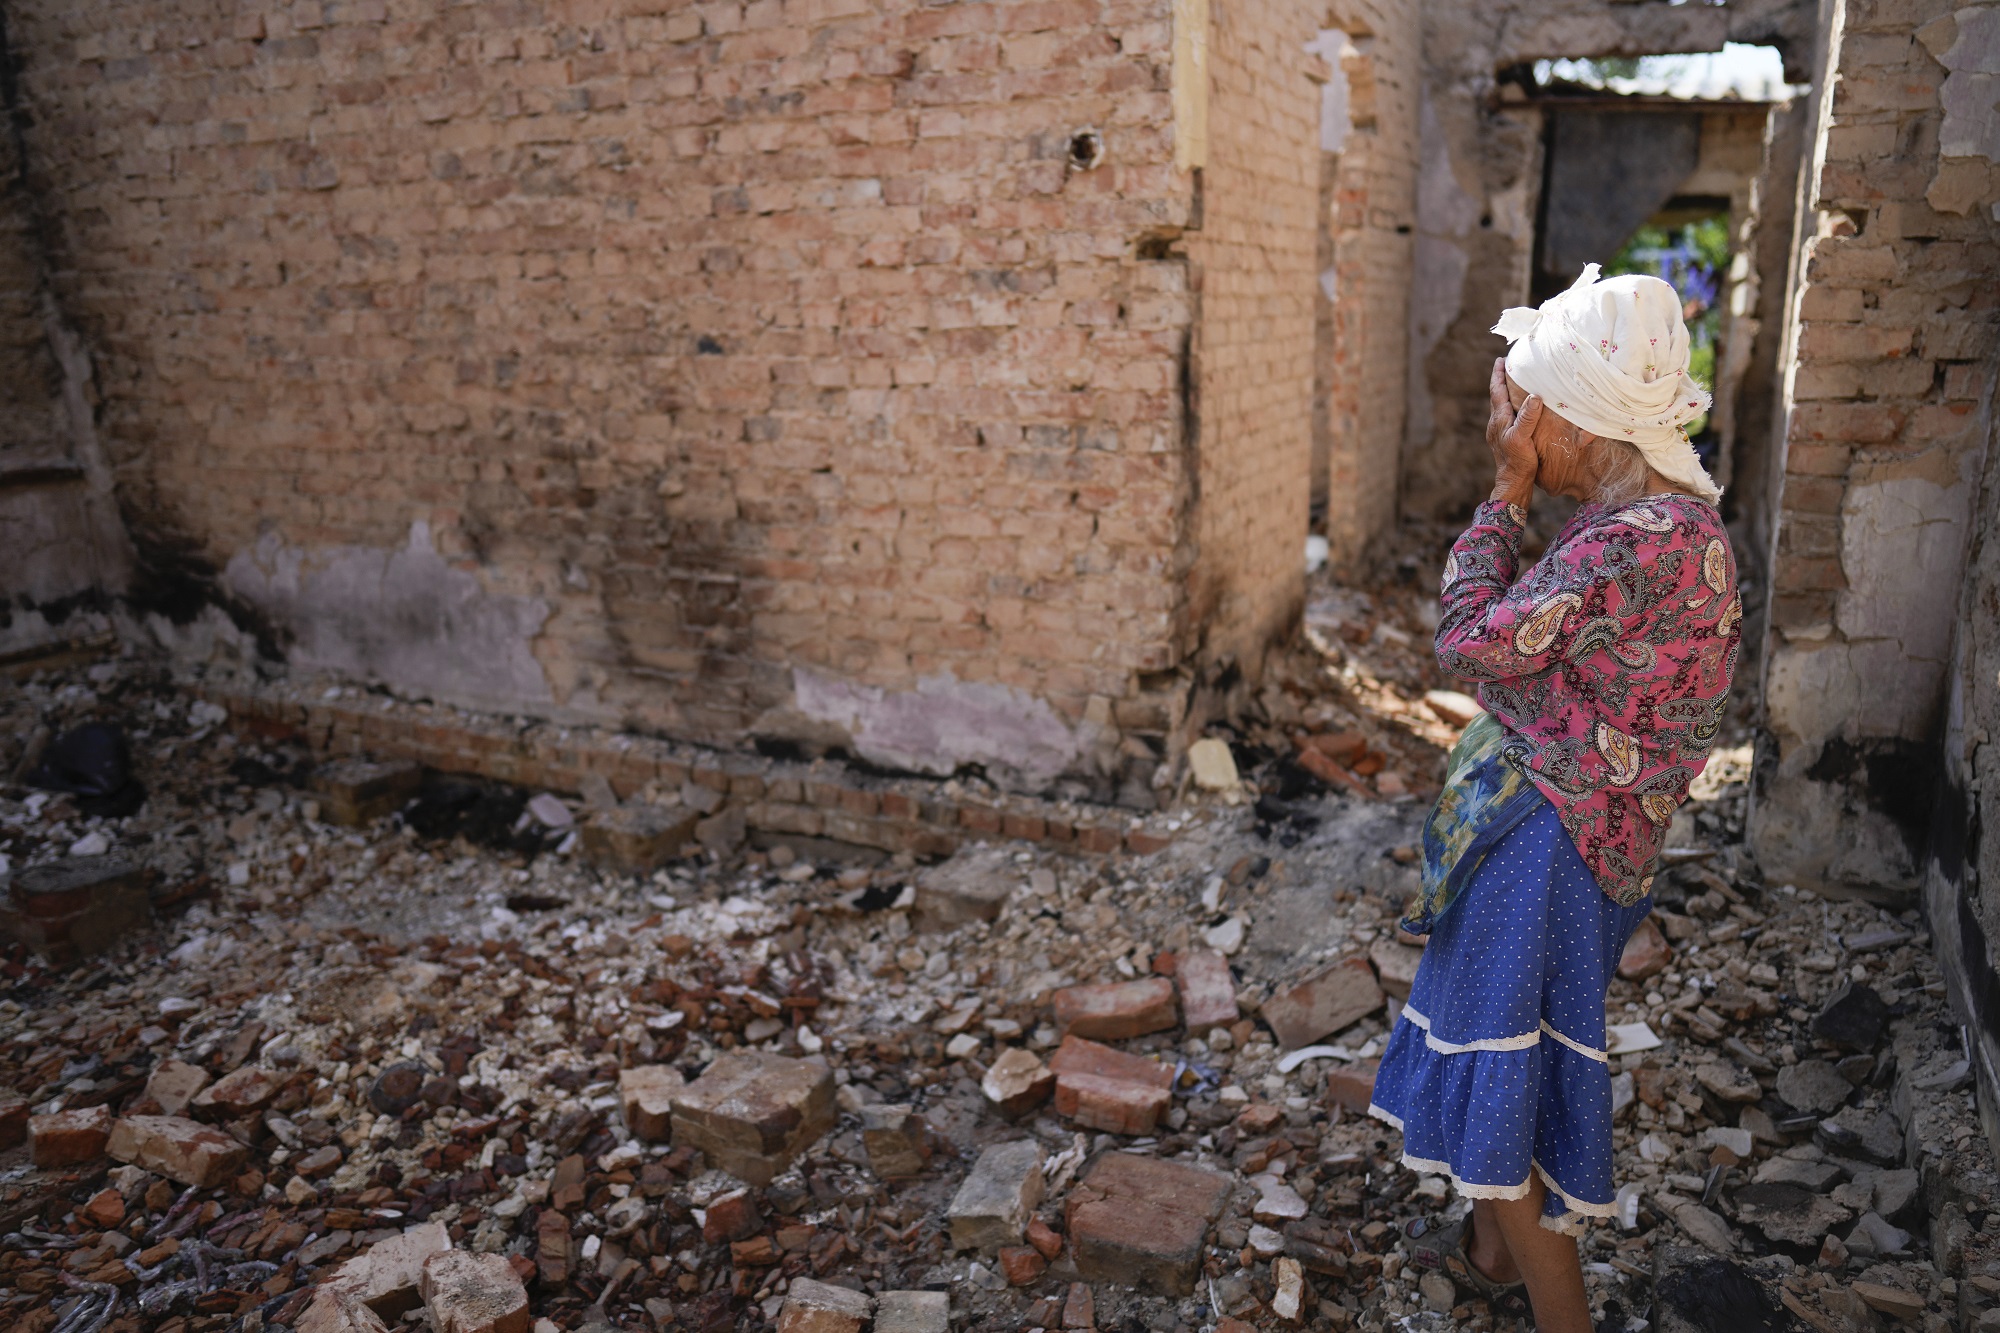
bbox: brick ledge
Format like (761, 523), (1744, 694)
(195, 680), (1185, 860)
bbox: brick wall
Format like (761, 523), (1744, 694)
(1182, 0), (1320, 671)
(1315, 0), (1420, 572)
(0, 48), (127, 664)
(1, 0), (1345, 791)
(1751, 0), (2000, 895)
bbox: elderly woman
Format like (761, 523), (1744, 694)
(1367, 265), (1742, 1333)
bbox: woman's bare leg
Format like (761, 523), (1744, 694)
(1466, 1199), (1522, 1283)
(1484, 1174), (1592, 1333)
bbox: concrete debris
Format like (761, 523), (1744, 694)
(948, 1139), (1046, 1255)
(420, 1247), (533, 1333)
(0, 656), (1990, 1333)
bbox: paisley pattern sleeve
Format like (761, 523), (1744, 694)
(1435, 500), (1609, 681)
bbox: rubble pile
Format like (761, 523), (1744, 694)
(1, 650), (1996, 1333)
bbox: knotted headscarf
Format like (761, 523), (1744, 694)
(1492, 263), (1720, 502)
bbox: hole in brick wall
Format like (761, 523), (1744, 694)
(1135, 232), (1182, 261)
(1067, 128), (1104, 171)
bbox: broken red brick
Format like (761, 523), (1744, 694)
(313, 759), (422, 827)
(1235, 1103), (1285, 1135)
(1046, 1035), (1174, 1090)
(1325, 1061), (1380, 1114)
(107, 1114), (250, 1188)
(0, 856), (152, 963)
(144, 1058), (212, 1117)
(1053, 1071), (1171, 1136)
(1174, 948), (1238, 1031)
(1063, 1282), (1096, 1330)
(1066, 1153), (1233, 1297)
(420, 1248), (531, 1333)
(29, 1104), (113, 1168)
(702, 1188), (763, 1243)
(191, 1064), (282, 1121)
(0, 1094), (30, 1150)
(670, 1052), (835, 1186)
(999, 1244), (1048, 1285)
(296, 1144), (344, 1178)
(80, 1187), (126, 1228)
(535, 1210), (572, 1287)
(1027, 1216), (1064, 1261)
(859, 1104), (932, 1178)
(1052, 977), (1178, 1040)
(618, 1064), (684, 1142)
(1259, 954), (1383, 1049)
(1618, 914), (1672, 981)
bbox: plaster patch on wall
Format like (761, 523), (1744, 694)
(1305, 30), (1355, 153)
(793, 667), (1105, 791)
(1404, 88), (1480, 453)
(224, 522), (553, 712)
(1933, 7), (2000, 160)
(1836, 474), (1971, 668)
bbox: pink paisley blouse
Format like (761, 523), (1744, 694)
(1435, 494), (1742, 905)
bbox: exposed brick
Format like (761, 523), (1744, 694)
(29, 1104), (113, 1168)
(1053, 1071), (1170, 1134)
(1325, 1061), (1381, 1114)
(1066, 1153), (1232, 1296)
(1047, 1034), (1175, 1090)
(191, 1065), (283, 1121)
(701, 1189), (762, 1244)
(1367, 938), (1424, 1001)
(144, 1058), (212, 1117)
(0, 856), (152, 964)
(313, 1222), (452, 1323)
(619, 1065), (685, 1142)
(1259, 954), (1384, 1049)
(859, 1104), (933, 1178)
(668, 1052), (836, 1186)
(1051, 978), (1178, 1039)
(1174, 948), (1240, 1031)
(312, 759), (421, 827)
(581, 805), (700, 875)
(107, 1114), (250, 1188)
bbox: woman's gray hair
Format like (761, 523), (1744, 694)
(1590, 437), (1653, 505)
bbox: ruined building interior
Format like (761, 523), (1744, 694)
(2, 0), (2000, 1330)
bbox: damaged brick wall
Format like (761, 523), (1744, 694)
(1312, 0), (1420, 574)
(1180, 0), (1321, 680)
(1751, 0), (2000, 898)
(1404, 0), (1819, 523)
(0, 0), (1339, 794)
(0, 10), (127, 664)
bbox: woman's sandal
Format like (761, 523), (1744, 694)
(1399, 1214), (1533, 1318)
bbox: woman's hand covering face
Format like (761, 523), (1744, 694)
(1486, 357), (1542, 508)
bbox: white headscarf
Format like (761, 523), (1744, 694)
(1491, 263), (1720, 502)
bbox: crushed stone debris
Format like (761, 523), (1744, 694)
(0, 599), (1996, 1333)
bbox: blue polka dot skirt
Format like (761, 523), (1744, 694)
(1368, 800), (1652, 1234)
